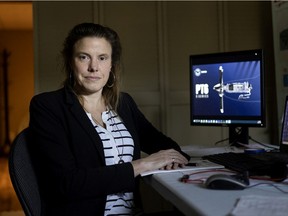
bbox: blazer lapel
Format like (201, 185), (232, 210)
(64, 88), (106, 162)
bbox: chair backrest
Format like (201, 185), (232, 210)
(9, 128), (41, 216)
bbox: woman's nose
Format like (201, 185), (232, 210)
(88, 59), (98, 72)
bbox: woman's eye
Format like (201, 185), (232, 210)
(78, 54), (90, 61)
(99, 55), (109, 61)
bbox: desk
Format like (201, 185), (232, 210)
(144, 171), (288, 216)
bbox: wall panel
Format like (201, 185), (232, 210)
(34, 2), (96, 93)
(101, 1), (162, 129)
(102, 1), (159, 92)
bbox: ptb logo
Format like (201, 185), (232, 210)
(195, 84), (209, 98)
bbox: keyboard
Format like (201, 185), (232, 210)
(252, 151), (288, 164)
(202, 152), (288, 179)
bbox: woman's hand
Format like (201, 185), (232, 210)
(131, 149), (189, 177)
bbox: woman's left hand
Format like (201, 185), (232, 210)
(160, 161), (185, 170)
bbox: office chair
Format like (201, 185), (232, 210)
(9, 128), (42, 216)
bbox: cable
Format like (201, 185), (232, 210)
(247, 182), (288, 194)
(249, 137), (279, 150)
(181, 170), (288, 194)
(180, 169), (236, 183)
(214, 137), (230, 145)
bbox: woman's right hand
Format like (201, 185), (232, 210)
(131, 149), (188, 177)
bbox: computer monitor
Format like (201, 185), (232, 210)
(190, 49), (265, 145)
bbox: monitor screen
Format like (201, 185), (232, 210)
(190, 49), (265, 145)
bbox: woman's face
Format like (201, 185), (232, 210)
(72, 36), (112, 95)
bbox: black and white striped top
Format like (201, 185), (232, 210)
(86, 109), (140, 215)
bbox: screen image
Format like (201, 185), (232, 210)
(193, 61), (260, 116)
(190, 49), (265, 145)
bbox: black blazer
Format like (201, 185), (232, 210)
(28, 87), (188, 216)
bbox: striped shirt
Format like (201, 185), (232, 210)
(86, 109), (140, 215)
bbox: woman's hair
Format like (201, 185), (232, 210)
(62, 23), (122, 110)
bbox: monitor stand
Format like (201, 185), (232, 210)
(229, 126), (249, 146)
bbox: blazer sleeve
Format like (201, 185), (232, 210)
(118, 92), (190, 160)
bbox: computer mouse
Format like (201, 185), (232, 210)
(205, 173), (249, 190)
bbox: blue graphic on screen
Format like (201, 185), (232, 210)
(192, 61), (261, 116)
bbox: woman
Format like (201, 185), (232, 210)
(28, 23), (189, 216)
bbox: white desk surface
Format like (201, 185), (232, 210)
(143, 145), (288, 215)
(144, 169), (288, 216)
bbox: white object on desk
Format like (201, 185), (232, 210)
(181, 143), (279, 158)
(140, 159), (224, 177)
(181, 145), (243, 157)
(230, 195), (288, 216)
